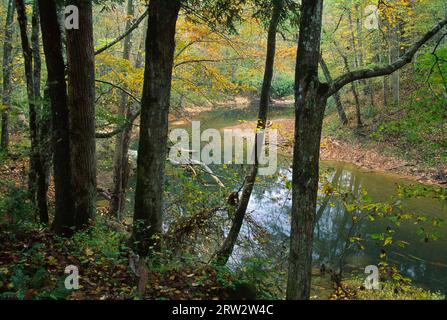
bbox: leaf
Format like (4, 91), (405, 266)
(85, 247), (94, 256)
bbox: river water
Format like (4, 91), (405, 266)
(235, 159), (447, 295)
(125, 106), (447, 295)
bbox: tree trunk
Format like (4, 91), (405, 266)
(214, 0), (283, 266)
(109, 0), (135, 219)
(66, 0), (97, 229)
(286, 6), (447, 301)
(347, 10), (363, 128)
(390, 25), (401, 106)
(133, 0), (181, 257)
(1, 0), (14, 152)
(287, 0), (326, 300)
(15, 0), (40, 202)
(38, 0), (76, 234)
(31, 0), (49, 224)
(320, 57), (348, 126)
(336, 50), (362, 128)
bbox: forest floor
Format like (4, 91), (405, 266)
(0, 155), (234, 300)
(1, 136), (444, 300)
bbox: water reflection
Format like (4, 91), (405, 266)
(236, 161), (447, 294)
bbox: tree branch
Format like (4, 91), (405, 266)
(94, 79), (141, 139)
(327, 16), (447, 97)
(94, 8), (148, 56)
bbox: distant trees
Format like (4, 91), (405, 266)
(109, 0), (136, 219)
(1, 0), (14, 152)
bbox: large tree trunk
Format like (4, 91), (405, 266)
(214, 0), (283, 266)
(1, 0), (14, 152)
(287, 0), (326, 300)
(109, 0), (135, 219)
(66, 0), (97, 229)
(286, 5), (447, 301)
(31, 0), (49, 224)
(15, 0), (39, 202)
(320, 57), (348, 126)
(133, 0), (181, 257)
(38, 0), (76, 235)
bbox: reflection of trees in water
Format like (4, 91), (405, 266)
(313, 166), (365, 274)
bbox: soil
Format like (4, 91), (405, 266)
(224, 118), (447, 186)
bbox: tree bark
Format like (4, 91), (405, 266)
(320, 57), (348, 126)
(287, 0), (326, 300)
(214, 0), (283, 266)
(132, 0), (181, 257)
(66, 0), (97, 229)
(15, 0), (39, 202)
(109, 0), (135, 219)
(38, 0), (76, 234)
(31, 0), (49, 224)
(1, 0), (14, 152)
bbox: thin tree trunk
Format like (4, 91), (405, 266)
(38, 0), (76, 235)
(15, 0), (39, 202)
(1, 0), (14, 152)
(214, 0), (284, 266)
(336, 49), (362, 128)
(133, 0), (181, 257)
(66, 0), (97, 229)
(109, 0), (135, 219)
(320, 57), (348, 126)
(347, 10), (363, 127)
(354, 3), (375, 108)
(287, 0), (326, 300)
(390, 25), (401, 106)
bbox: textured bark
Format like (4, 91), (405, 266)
(320, 57), (348, 126)
(287, 0), (326, 300)
(31, 0), (49, 224)
(214, 0), (283, 266)
(38, 0), (76, 234)
(66, 0), (97, 229)
(1, 0), (14, 152)
(133, 0), (181, 257)
(286, 4), (447, 301)
(15, 0), (39, 201)
(109, 0), (135, 219)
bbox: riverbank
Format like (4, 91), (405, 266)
(223, 117), (447, 186)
